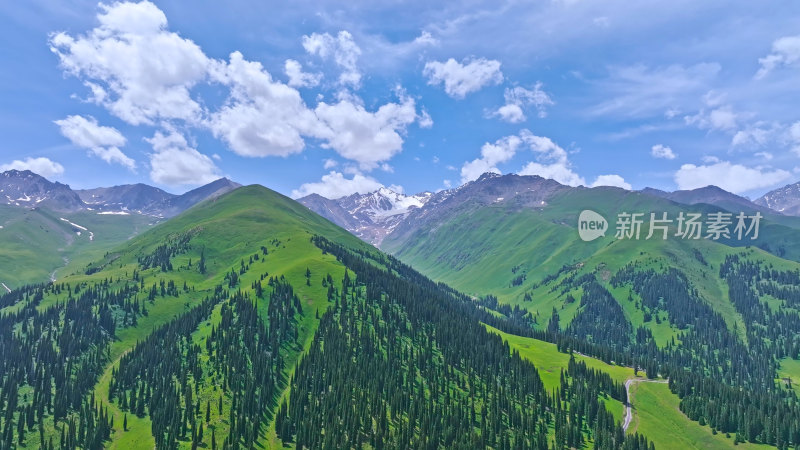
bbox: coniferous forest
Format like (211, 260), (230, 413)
(0, 185), (800, 449)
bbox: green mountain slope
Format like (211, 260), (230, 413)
(0, 184), (656, 449)
(382, 178), (800, 448)
(0, 205), (154, 289)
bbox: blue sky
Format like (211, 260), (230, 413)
(1, 0), (800, 199)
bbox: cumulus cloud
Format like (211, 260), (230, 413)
(314, 95), (418, 170)
(209, 51), (324, 157)
(302, 31), (362, 88)
(284, 59), (321, 87)
(146, 130), (219, 186)
(651, 144), (676, 159)
(54, 115), (136, 170)
(49, 0), (210, 125)
(0, 157), (65, 178)
(516, 132), (585, 186)
(462, 130), (585, 186)
(756, 35), (800, 79)
(461, 134), (523, 183)
(291, 171), (384, 198)
(674, 161), (791, 194)
(423, 57), (503, 99)
(590, 174), (631, 190)
(51, 2), (423, 175)
(491, 83), (554, 123)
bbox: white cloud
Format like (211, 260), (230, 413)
(51, 2), (423, 175)
(209, 51), (324, 158)
(54, 115), (125, 148)
(461, 134), (523, 183)
(54, 115), (136, 170)
(284, 59), (321, 88)
(210, 52), (421, 169)
(651, 144), (676, 159)
(302, 31), (362, 88)
(418, 109), (434, 128)
(49, 1), (210, 125)
(146, 130), (219, 186)
(674, 161), (791, 194)
(423, 57), (503, 99)
(590, 174), (631, 190)
(517, 132), (585, 186)
(314, 95), (418, 170)
(756, 34), (800, 79)
(323, 158), (338, 169)
(462, 130), (585, 186)
(0, 157), (65, 178)
(493, 104), (525, 123)
(684, 94), (739, 132)
(291, 171), (384, 198)
(491, 83), (554, 122)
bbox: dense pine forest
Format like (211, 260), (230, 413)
(1, 185), (800, 449)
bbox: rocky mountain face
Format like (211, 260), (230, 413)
(301, 172), (800, 250)
(755, 181), (800, 216)
(300, 172), (569, 247)
(299, 187), (432, 245)
(0, 170), (85, 211)
(77, 183), (174, 215)
(1, 170), (240, 218)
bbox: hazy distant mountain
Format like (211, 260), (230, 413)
(0, 170), (85, 211)
(156, 178), (241, 218)
(640, 185), (770, 214)
(1, 170), (241, 218)
(77, 183), (174, 215)
(755, 181), (800, 216)
(299, 187), (432, 245)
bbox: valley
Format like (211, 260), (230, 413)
(1, 171), (800, 448)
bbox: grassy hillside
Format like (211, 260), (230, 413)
(486, 325), (773, 450)
(0, 204), (154, 288)
(1, 185), (656, 449)
(3, 185), (376, 449)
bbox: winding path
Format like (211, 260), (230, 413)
(623, 378), (669, 432)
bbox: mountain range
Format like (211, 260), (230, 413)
(0, 170), (240, 288)
(301, 172), (800, 254)
(0, 169), (240, 217)
(2, 170), (800, 448)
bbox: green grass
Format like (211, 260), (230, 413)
(484, 324), (771, 449)
(484, 324), (636, 389)
(0, 204), (154, 289)
(629, 382), (770, 449)
(777, 357), (800, 396)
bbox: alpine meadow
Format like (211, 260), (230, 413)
(3, 0), (800, 449)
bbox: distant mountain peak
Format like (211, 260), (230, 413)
(1, 170), (241, 218)
(755, 180), (800, 216)
(0, 169), (84, 211)
(299, 187), (434, 245)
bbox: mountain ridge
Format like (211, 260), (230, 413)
(0, 169), (240, 218)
